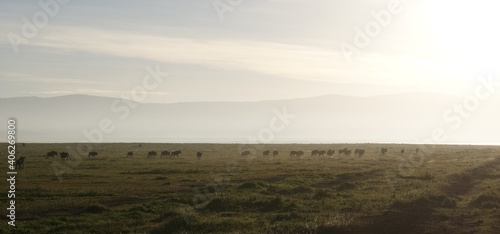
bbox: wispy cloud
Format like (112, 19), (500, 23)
(2, 73), (113, 85)
(27, 89), (169, 96)
(2, 26), (360, 83)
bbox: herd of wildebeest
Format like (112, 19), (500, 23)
(11, 146), (420, 170)
(37, 147), (417, 161)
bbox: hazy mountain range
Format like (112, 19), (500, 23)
(1, 93), (499, 144)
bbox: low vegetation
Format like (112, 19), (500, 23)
(1, 143), (499, 233)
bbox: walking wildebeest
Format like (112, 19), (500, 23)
(127, 151), (134, 157)
(171, 150), (182, 158)
(161, 150), (170, 158)
(263, 150), (270, 157)
(59, 152), (70, 160)
(16, 157), (25, 169)
(401, 149), (405, 154)
(311, 149), (319, 157)
(46, 151), (57, 159)
(381, 148), (388, 155)
(327, 149), (335, 157)
(356, 149), (365, 157)
(88, 151), (98, 158)
(272, 150), (279, 157)
(241, 150), (251, 157)
(197, 151), (203, 159)
(318, 150), (326, 157)
(147, 151), (157, 158)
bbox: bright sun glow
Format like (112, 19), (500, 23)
(420, 0), (500, 69)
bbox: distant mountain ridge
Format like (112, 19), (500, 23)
(1, 93), (499, 144)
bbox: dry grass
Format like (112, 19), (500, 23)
(1, 143), (499, 233)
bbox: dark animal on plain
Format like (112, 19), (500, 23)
(161, 151), (170, 158)
(272, 150), (279, 157)
(401, 149), (405, 154)
(416, 148), (419, 154)
(88, 151), (98, 158)
(16, 157), (25, 169)
(318, 150), (326, 157)
(327, 149), (335, 156)
(59, 152), (70, 160)
(147, 151), (157, 158)
(290, 150), (297, 156)
(46, 151), (57, 159)
(171, 150), (182, 158)
(356, 149), (365, 157)
(345, 150), (352, 156)
(311, 149), (319, 157)
(296, 150), (304, 157)
(381, 148), (388, 155)
(263, 150), (270, 157)
(241, 150), (251, 157)
(197, 151), (203, 159)
(127, 151), (134, 157)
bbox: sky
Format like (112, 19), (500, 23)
(1, 0), (500, 103)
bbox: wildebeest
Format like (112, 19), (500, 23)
(46, 151), (57, 159)
(311, 150), (319, 157)
(16, 157), (25, 169)
(344, 150), (352, 156)
(318, 150), (326, 157)
(171, 150), (182, 158)
(263, 150), (270, 157)
(59, 152), (70, 160)
(241, 150), (251, 157)
(381, 148), (388, 155)
(127, 151), (134, 157)
(272, 150), (279, 157)
(147, 151), (157, 158)
(88, 151), (98, 158)
(161, 150), (170, 158)
(197, 151), (203, 159)
(355, 149), (365, 157)
(290, 150), (304, 157)
(401, 149), (405, 154)
(327, 149), (335, 157)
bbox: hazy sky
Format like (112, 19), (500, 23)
(1, 0), (499, 103)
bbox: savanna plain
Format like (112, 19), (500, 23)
(1, 143), (500, 234)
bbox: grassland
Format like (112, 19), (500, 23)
(1, 143), (499, 233)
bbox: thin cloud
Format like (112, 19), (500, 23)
(1, 73), (113, 85)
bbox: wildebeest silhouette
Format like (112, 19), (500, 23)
(197, 151), (203, 159)
(59, 152), (70, 160)
(16, 157), (25, 169)
(46, 151), (57, 159)
(241, 150), (250, 157)
(147, 151), (157, 158)
(381, 148), (388, 155)
(263, 150), (270, 157)
(355, 149), (365, 157)
(272, 150), (279, 157)
(401, 149), (405, 154)
(88, 151), (98, 158)
(327, 149), (335, 156)
(171, 150), (182, 158)
(161, 150), (170, 158)
(127, 151), (134, 157)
